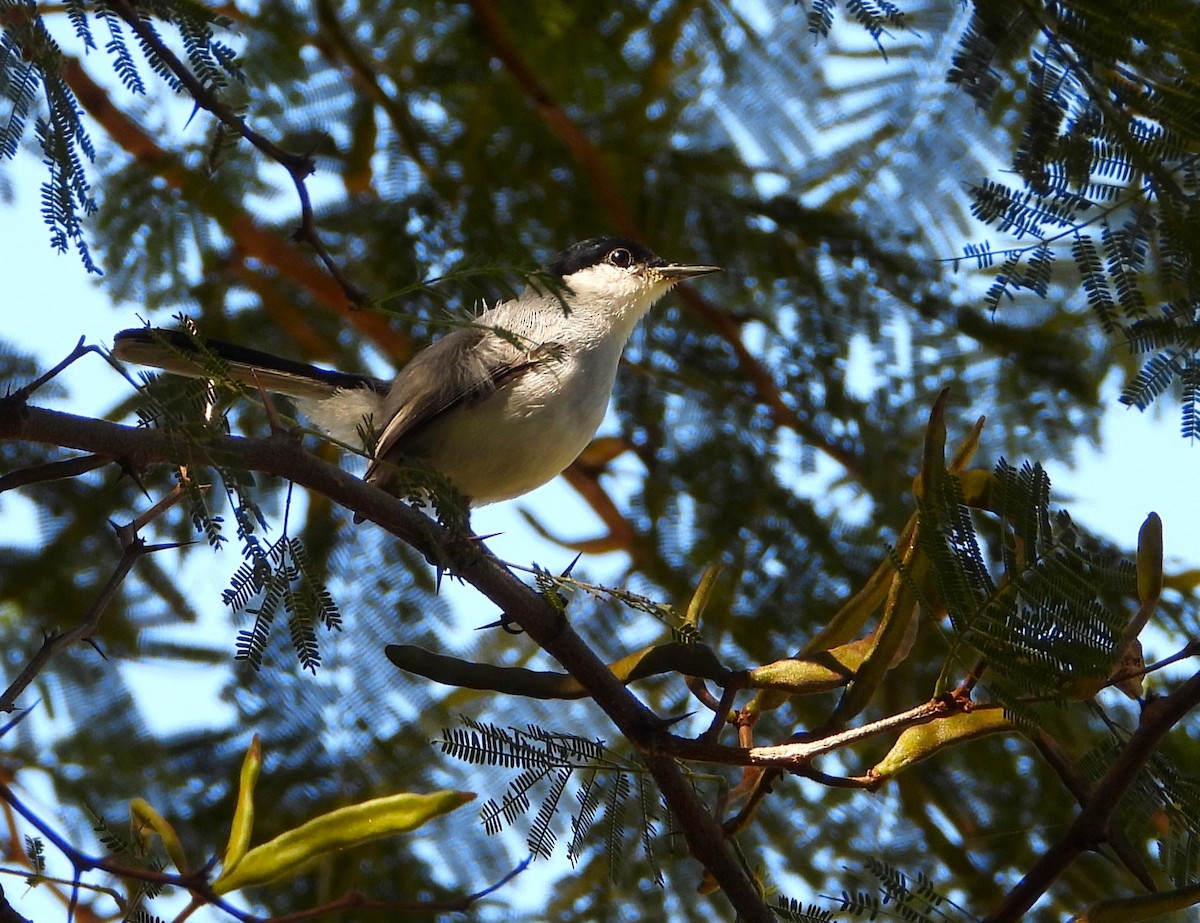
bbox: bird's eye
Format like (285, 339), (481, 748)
(608, 248), (633, 268)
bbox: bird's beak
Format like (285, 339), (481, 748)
(654, 263), (722, 282)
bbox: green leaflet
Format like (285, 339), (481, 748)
(212, 790), (475, 894)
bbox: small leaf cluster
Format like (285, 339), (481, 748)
(805, 0), (908, 48)
(1, 0), (97, 270)
(920, 458), (1134, 713)
(834, 858), (959, 923)
(951, 1), (1200, 430)
(228, 532), (342, 673)
(88, 807), (168, 911)
(439, 716), (666, 882)
(531, 565), (687, 639)
(1, 0), (240, 272)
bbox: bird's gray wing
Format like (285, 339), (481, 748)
(365, 326), (558, 478)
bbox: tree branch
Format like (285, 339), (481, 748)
(0, 483), (187, 713)
(1030, 729), (1157, 892)
(983, 669), (1200, 923)
(385, 640), (733, 699)
(0, 401), (775, 922)
(0, 454), (108, 493)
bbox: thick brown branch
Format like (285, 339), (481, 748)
(984, 670), (1200, 923)
(1031, 730), (1156, 892)
(251, 855), (529, 921)
(0, 402), (774, 922)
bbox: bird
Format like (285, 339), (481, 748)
(113, 237), (720, 505)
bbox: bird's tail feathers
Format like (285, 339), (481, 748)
(112, 327), (387, 402)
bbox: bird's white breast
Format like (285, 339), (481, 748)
(406, 335), (624, 504)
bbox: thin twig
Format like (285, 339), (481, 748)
(253, 857), (532, 922)
(0, 485), (189, 713)
(0, 882), (32, 923)
(667, 695), (985, 770)
(106, 0), (368, 306)
(700, 682), (740, 746)
(1106, 639), (1200, 691)
(4, 338), (96, 404)
(687, 675), (723, 713)
(954, 657), (988, 698)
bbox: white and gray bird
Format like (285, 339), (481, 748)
(113, 237), (720, 505)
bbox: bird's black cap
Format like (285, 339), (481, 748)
(544, 237), (664, 278)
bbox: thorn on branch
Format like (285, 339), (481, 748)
(474, 614), (525, 634)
